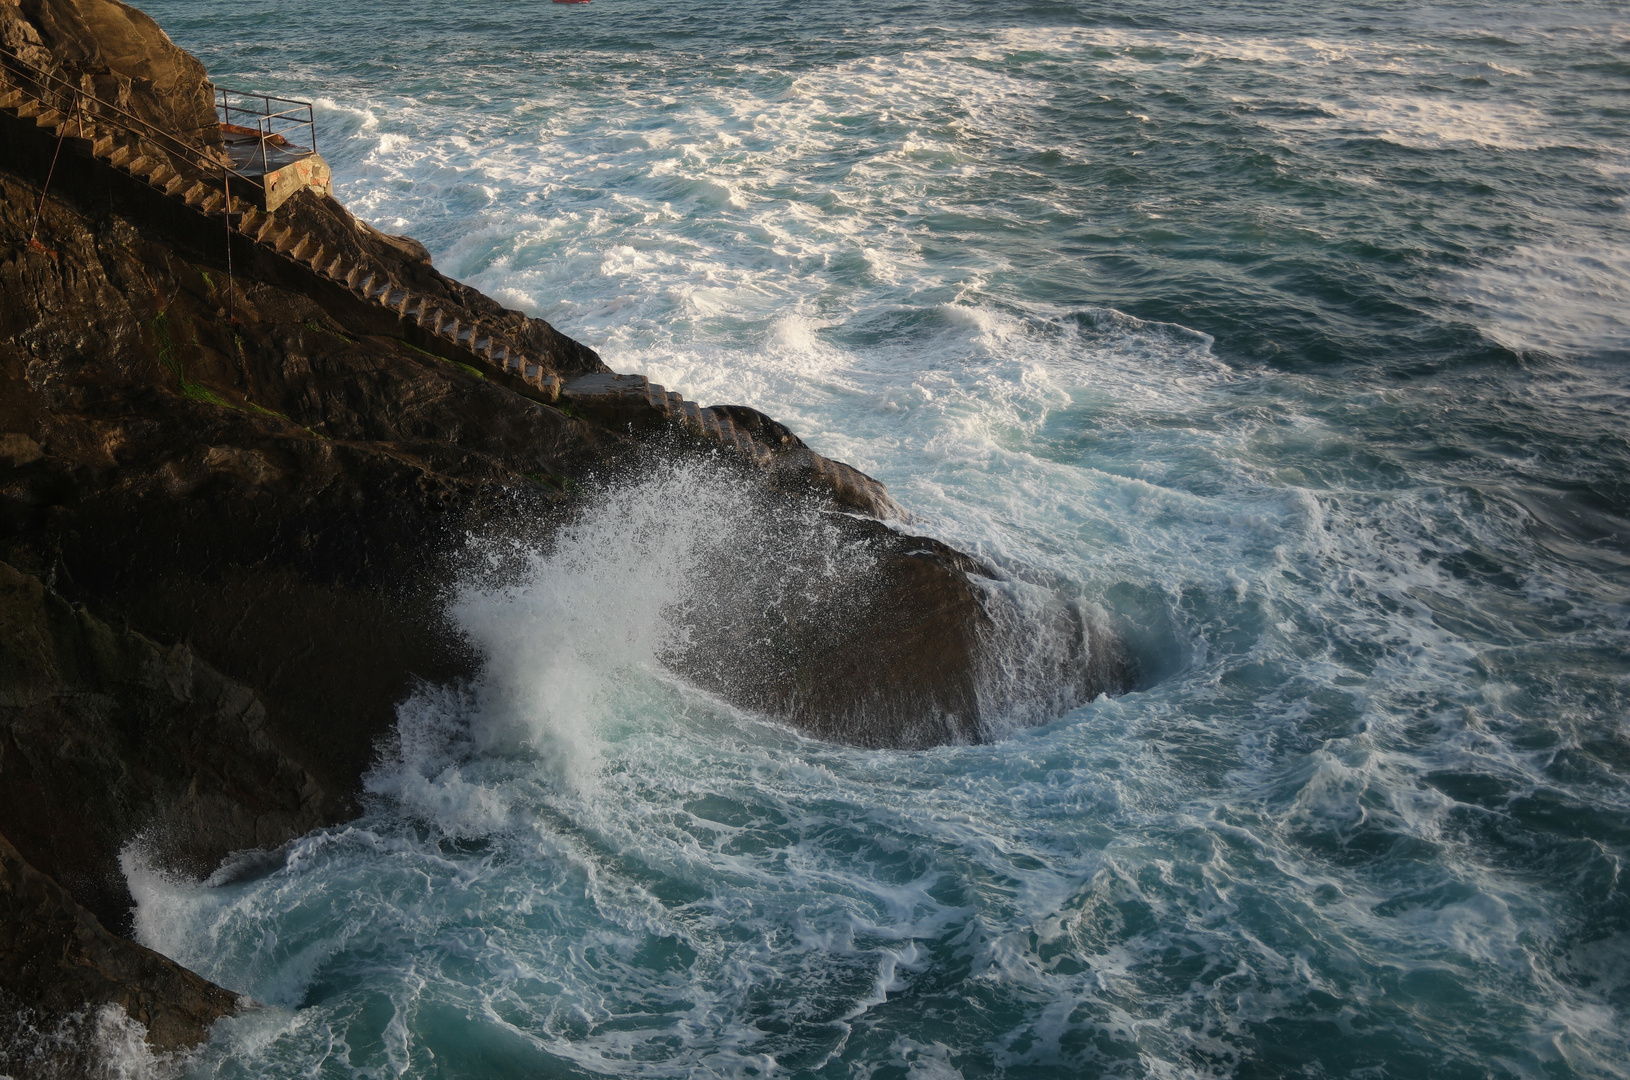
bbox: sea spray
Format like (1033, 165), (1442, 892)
(375, 461), (1129, 777)
(0, 997), (187, 1080)
(969, 575), (1132, 740)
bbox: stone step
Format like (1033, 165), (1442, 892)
(723, 421), (759, 461)
(699, 406), (726, 442)
(199, 191), (225, 214)
(182, 182), (211, 207)
(711, 411), (741, 445)
(523, 365), (562, 402)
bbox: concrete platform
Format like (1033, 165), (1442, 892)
(221, 124), (331, 211)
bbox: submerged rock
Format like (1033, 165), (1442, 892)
(665, 513), (1134, 748)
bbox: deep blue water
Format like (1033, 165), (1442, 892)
(117, 1), (1630, 1077)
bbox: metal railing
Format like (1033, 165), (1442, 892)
(215, 87), (316, 174)
(0, 49), (258, 193)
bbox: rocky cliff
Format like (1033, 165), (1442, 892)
(2, 0), (220, 146)
(0, 0), (1129, 1064)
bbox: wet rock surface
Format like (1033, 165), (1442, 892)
(0, 831), (238, 1056)
(0, 560), (333, 934)
(670, 516), (995, 748)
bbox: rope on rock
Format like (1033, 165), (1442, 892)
(26, 87), (78, 255)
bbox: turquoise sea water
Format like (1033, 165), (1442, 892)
(122, 1), (1629, 1076)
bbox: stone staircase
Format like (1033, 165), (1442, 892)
(554, 372), (776, 465)
(0, 79), (557, 393)
(0, 67), (580, 399)
(0, 68), (844, 482)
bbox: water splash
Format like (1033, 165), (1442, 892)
(0, 998), (186, 1080)
(374, 460), (1126, 794)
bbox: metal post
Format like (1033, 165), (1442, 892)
(224, 170), (235, 325)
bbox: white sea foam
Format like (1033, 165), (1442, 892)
(1443, 239), (1630, 355)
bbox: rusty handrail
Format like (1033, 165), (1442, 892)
(215, 86), (317, 163)
(0, 49), (264, 196)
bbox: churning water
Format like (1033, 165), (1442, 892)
(116, 0), (1630, 1076)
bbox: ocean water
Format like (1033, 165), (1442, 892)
(117, 1), (1630, 1077)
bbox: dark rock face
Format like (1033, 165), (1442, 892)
(0, 831), (237, 1054)
(0, 163), (597, 804)
(0, 61), (1029, 846)
(0, 560), (333, 933)
(558, 374), (904, 518)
